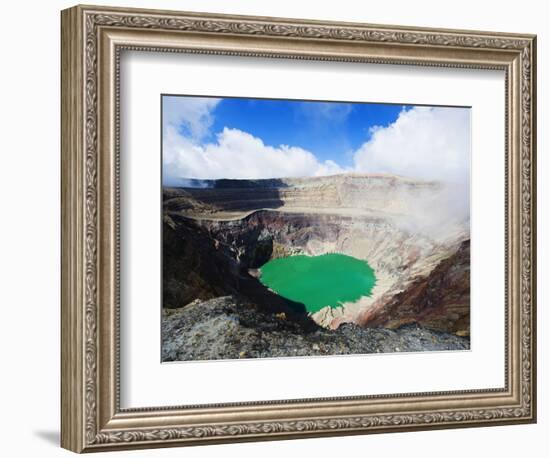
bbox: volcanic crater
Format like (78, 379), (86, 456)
(162, 174), (470, 361)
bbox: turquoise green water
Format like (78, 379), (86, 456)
(259, 253), (376, 313)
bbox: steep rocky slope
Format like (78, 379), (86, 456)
(358, 240), (470, 336)
(163, 213), (318, 331)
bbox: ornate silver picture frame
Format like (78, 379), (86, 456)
(61, 4), (536, 452)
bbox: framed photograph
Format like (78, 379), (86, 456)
(61, 4), (537, 453)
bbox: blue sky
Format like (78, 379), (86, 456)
(162, 94), (470, 185)
(197, 97), (407, 168)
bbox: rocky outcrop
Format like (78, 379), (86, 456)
(162, 296), (470, 362)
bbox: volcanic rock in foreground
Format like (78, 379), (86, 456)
(162, 296), (470, 362)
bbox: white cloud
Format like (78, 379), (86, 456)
(163, 96), (220, 141)
(352, 106), (471, 232)
(163, 126), (346, 184)
(353, 106), (470, 185)
(162, 96), (347, 184)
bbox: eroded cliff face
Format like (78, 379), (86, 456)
(357, 240), (470, 336)
(163, 174), (470, 334)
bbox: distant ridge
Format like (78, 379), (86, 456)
(169, 173), (438, 189)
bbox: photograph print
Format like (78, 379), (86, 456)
(161, 95), (471, 362)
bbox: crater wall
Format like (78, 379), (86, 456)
(163, 174), (470, 334)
